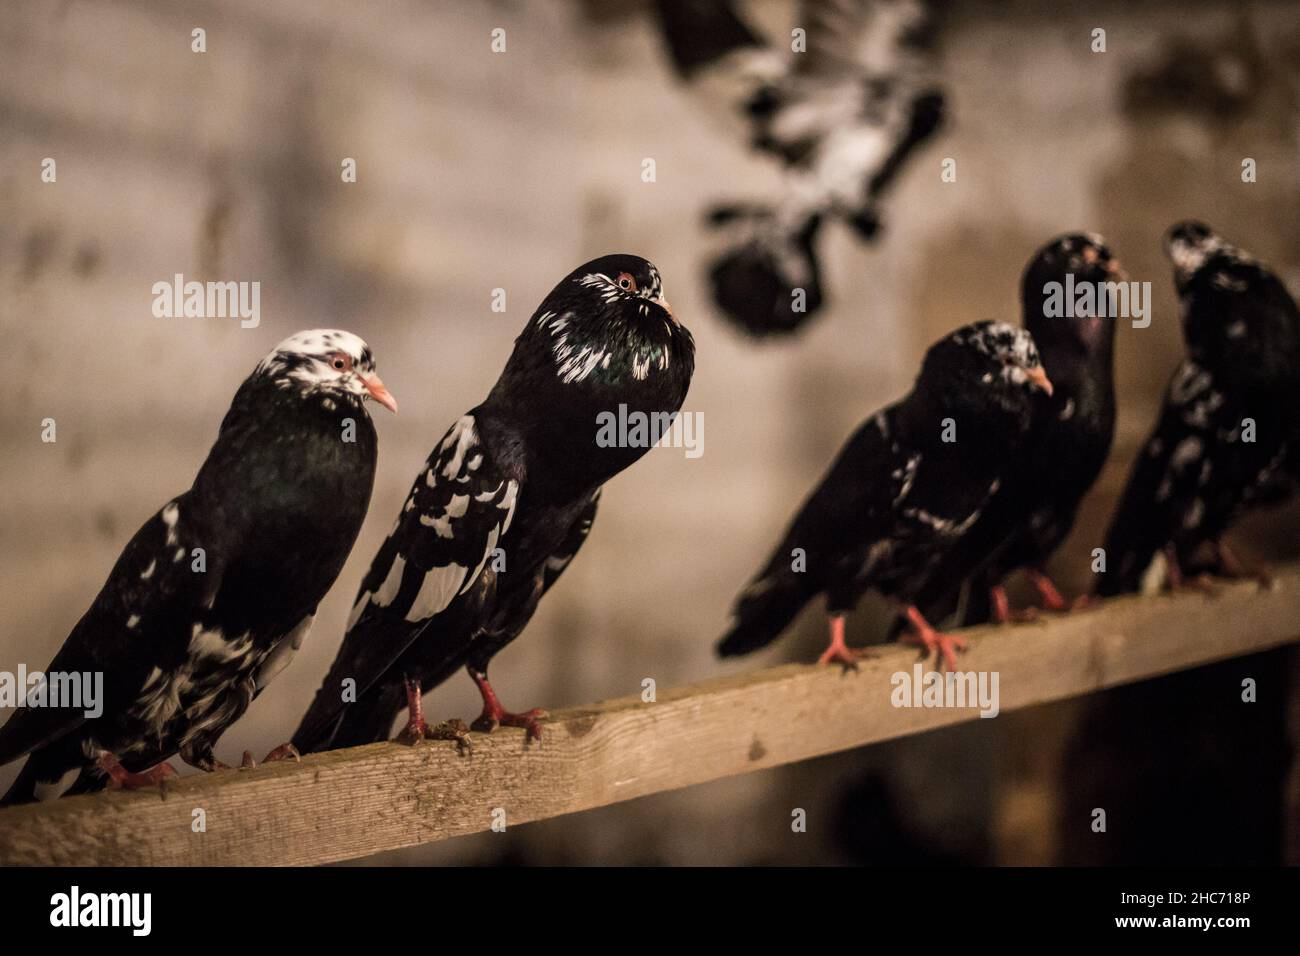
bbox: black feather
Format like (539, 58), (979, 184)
(1, 330), (382, 803)
(903, 233), (1120, 626)
(1098, 223), (1300, 595)
(294, 256), (694, 752)
(718, 320), (1049, 657)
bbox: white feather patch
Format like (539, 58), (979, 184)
(371, 555), (407, 608)
(406, 564), (469, 622)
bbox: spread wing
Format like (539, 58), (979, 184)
(292, 415), (518, 751)
(0, 493), (223, 766)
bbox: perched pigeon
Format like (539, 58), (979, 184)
(903, 234), (1122, 626)
(1097, 222), (1300, 595)
(292, 255), (694, 750)
(0, 330), (395, 804)
(654, 0), (945, 336)
(717, 321), (1053, 670)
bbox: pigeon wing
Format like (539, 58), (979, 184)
(292, 415), (518, 750)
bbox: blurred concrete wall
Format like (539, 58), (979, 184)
(1, 0), (1298, 863)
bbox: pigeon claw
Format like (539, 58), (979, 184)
(262, 742), (300, 764)
(97, 751), (177, 796)
(229, 745), (299, 769)
(900, 606), (967, 672)
(1163, 546), (1218, 594)
(396, 716), (430, 746)
(991, 572), (1083, 624)
(1213, 539), (1272, 589)
(396, 676), (433, 745)
(469, 667), (547, 740)
(816, 615), (875, 671)
(472, 707), (549, 741)
(1025, 570), (1068, 612)
(181, 749), (231, 772)
(990, 586), (1039, 624)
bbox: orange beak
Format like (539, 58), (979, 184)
(361, 373), (398, 413)
(1026, 365), (1054, 397)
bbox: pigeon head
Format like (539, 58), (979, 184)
(1023, 232), (1124, 305)
(918, 321), (1053, 437)
(515, 254), (694, 391)
(570, 253), (675, 325)
(1021, 232), (1123, 359)
(1165, 223), (1300, 396)
(1164, 220), (1228, 284)
(256, 329), (397, 413)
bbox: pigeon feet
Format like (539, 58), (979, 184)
(1025, 570), (1068, 612)
(990, 586), (1039, 624)
(396, 677), (431, 742)
(1163, 546), (1216, 593)
(900, 605), (967, 672)
(471, 705), (548, 740)
(991, 572), (1086, 624)
(469, 668), (547, 740)
(97, 751), (177, 794)
(262, 743), (300, 764)
(1213, 540), (1273, 589)
(182, 749), (231, 772)
(817, 615), (875, 670)
(234, 743), (301, 770)
(394, 679), (474, 752)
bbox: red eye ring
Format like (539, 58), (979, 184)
(327, 351), (353, 372)
(617, 272), (638, 292)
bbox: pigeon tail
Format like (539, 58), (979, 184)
(717, 566), (818, 656)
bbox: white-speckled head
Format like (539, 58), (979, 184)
(256, 329), (396, 412)
(1164, 221), (1225, 281)
(953, 321), (1053, 395)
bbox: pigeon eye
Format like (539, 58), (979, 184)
(327, 352), (353, 372)
(616, 273), (638, 292)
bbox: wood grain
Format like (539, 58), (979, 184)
(1, 568), (1297, 866)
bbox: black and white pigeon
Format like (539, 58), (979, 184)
(292, 255), (694, 751)
(654, 0), (945, 336)
(1097, 222), (1300, 596)
(902, 234), (1122, 626)
(716, 320), (1053, 670)
(0, 330), (395, 804)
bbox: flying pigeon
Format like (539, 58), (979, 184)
(716, 320), (1053, 670)
(1097, 222), (1300, 596)
(0, 330), (395, 804)
(292, 255), (694, 750)
(654, 0), (945, 336)
(903, 234), (1122, 626)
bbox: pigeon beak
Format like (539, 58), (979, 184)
(655, 295), (677, 325)
(1107, 258), (1128, 281)
(361, 373), (398, 413)
(1026, 365), (1054, 397)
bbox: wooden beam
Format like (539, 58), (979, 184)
(1, 568), (1297, 866)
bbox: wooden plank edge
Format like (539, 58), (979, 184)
(0, 566), (1296, 866)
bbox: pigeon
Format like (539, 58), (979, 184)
(0, 330), (395, 804)
(654, 0), (945, 336)
(902, 234), (1122, 626)
(292, 255), (694, 751)
(717, 320), (1053, 670)
(1097, 222), (1300, 596)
